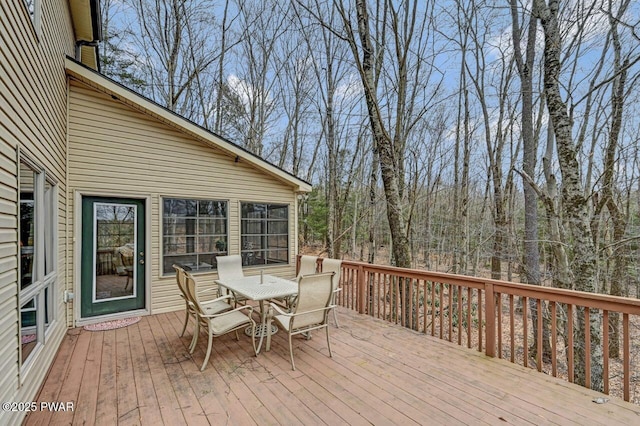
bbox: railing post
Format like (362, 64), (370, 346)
(358, 264), (365, 314)
(485, 282), (496, 357)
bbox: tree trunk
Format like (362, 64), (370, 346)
(534, 0), (603, 391)
(510, 0), (552, 363)
(353, 0), (411, 268)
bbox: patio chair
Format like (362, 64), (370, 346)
(274, 254), (320, 309)
(297, 255), (319, 277)
(184, 270), (257, 371)
(216, 255), (248, 306)
(120, 251), (134, 290)
(269, 272), (335, 370)
(320, 258), (343, 328)
(173, 264), (233, 338)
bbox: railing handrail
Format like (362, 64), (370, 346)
(333, 257), (640, 314)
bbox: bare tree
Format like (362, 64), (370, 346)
(533, 0), (604, 390)
(128, 0), (220, 117)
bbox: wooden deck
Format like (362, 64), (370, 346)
(27, 308), (640, 425)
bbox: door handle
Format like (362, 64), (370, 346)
(139, 259), (145, 265)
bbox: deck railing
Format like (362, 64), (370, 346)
(303, 256), (640, 403)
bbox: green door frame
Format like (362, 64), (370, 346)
(80, 196), (146, 318)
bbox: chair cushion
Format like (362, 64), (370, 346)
(201, 300), (232, 315)
(210, 310), (251, 334)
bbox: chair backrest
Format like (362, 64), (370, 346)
(321, 258), (342, 292)
(183, 271), (205, 316)
(120, 251), (134, 268)
(216, 255), (244, 280)
(291, 272), (334, 329)
(173, 264), (188, 299)
(297, 255), (318, 277)
(216, 255), (244, 297)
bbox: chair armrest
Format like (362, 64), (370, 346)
(201, 294), (234, 305)
(269, 302), (291, 317)
(295, 305), (336, 316)
(201, 304), (254, 318)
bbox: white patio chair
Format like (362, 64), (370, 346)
(216, 254), (248, 306)
(173, 264), (232, 338)
(320, 258), (343, 327)
(269, 272), (335, 370)
(184, 271), (257, 371)
(274, 254), (320, 309)
(297, 255), (319, 277)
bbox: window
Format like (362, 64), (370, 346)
(241, 203), (288, 267)
(22, 0), (39, 29)
(163, 198), (228, 274)
(19, 158), (57, 366)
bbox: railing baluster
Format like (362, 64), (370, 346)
(523, 296), (528, 368)
(585, 307), (591, 389)
(623, 313), (630, 402)
(431, 282), (436, 337)
(448, 283), (453, 341)
(603, 310), (609, 395)
(478, 289), (483, 352)
(497, 292), (503, 359)
(439, 282), (444, 339)
(466, 287), (472, 349)
(457, 286), (463, 345)
(551, 301), (557, 377)
(423, 279), (427, 334)
(485, 284), (495, 357)
(568, 304), (574, 383)
(537, 298), (542, 372)
(510, 294), (515, 363)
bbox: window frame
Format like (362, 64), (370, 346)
(161, 197), (229, 276)
(18, 155), (58, 372)
(21, 0), (41, 37)
(240, 202), (289, 268)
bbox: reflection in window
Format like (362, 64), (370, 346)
(20, 297), (38, 364)
(241, 203), (288, 267)
(19, 157), (57, 366)
(94, 203), (136, 300)
(162, 198), (228, 274)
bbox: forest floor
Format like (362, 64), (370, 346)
(302, 245), (640, 406)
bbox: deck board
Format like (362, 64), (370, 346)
(27, 308), (640, 425)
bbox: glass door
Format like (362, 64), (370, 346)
(81, 197), (145, 317)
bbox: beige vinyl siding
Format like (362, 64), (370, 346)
(68, 81), (299, 315)
(0, 0), (75, 423)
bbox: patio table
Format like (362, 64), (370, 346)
(215, 274), (297, 354)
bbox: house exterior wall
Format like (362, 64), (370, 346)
(0, 0), (75, 423)
(67, 80), (299, 318)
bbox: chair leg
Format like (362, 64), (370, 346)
(288, 332), (296, 371)
(326, 325), (332, 358)
(180, 309), (189, 337)
(250, 320), (257, 356)
(201, 331), (213, 371)
(332, 307), (340, 328)
(189, 321), (199, 353)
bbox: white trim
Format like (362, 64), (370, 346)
(73, 191), (152, 326)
